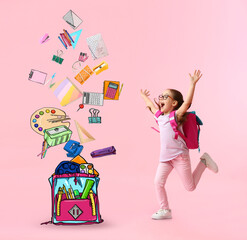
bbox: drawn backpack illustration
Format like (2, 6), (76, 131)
(42, 155), (103, 225)
(155, 110), (203, 151)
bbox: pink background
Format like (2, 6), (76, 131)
(0, 0), (247, 239)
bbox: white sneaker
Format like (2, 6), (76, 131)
(152, 209), (172, 220)
(200, 152), (219, 173)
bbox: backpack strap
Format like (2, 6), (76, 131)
(169, 111), (186, 141)
(154, 110), (163, 118)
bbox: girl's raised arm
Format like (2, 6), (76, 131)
(140, 89), (158, 114)
(176, 70), (202, 118)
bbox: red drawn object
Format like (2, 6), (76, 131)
(77, 104), (84, 111)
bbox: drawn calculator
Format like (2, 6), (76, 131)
(83, 92), (104, 106)
(105, 82), (119, 99)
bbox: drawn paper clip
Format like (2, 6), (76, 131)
(64, 140), (83, 157)
(52, 50), (64, 64)
(40, 33), (49, 44)
(78, 52), (89, 62)
(90, 146), (116, 158)
(93, 61), (108, 75)
(89, 108), (101, 123)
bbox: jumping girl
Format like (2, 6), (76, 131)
(140, 70), (218, 220)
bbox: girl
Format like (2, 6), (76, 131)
(140, 70), (218, 220)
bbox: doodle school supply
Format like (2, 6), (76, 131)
(78, 52), (88, 62)
(81, 179), (95, 199)
(74, 65), (94, 85)
(74, 120), (95, 144)
(64, 140), (83, 158)
(60, 33), (71, 46)
(40, 33), (49, 44)
(87, 33), (108, 60)
(47, 159), (103, 225)
(89, 108), (101, 123)
(58, 36), (67, 49)
(90, 146), (116, 158)
(80, 163), (94, 174)
(52, 50), (64, 64)
(55, 161), (80, 175)
(28, 69), (47, 85)
(63, 10), (83, 30)
(70, 29), (82, 49)
(44, 125), (72, 147)
(103, 81), (120, 100)
(51, 77), (83, 106)
(30, 107), (70, 136)
(93, 61), (108, 75)
(82, 92), (104, 106)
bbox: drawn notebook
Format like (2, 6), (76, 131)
(51, 77), (83, 106)
(86, 34), (109, 60)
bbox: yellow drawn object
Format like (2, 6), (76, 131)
(57, 187), (63, 216)
(89, 190), (96, 216)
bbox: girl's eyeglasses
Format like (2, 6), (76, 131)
(158, 94), (174, 100)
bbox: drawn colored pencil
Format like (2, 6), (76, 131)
(58, 36), (67, 49)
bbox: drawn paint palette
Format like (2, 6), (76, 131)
(30, 107), (70, 136)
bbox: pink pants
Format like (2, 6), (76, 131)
(154, 154), (206, 209)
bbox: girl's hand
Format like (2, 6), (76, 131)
(189, 70), (202, 85)
(140, 89), (150, 98)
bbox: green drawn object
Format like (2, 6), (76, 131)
(74, 190), (80, 199)
(81, 179), (95, 199)
(52, 55), (64, 64)
(44, 125), (72, 147)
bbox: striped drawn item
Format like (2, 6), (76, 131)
(52, 77), (83, 106)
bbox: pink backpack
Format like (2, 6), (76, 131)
(154, 110), (203, 151)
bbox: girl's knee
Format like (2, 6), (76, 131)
(185, 184), (196, 192)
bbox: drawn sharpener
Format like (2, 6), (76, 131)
(93, 61), (108, 75)
(44, 125), (72, 147)
(64, 140), (83, 158)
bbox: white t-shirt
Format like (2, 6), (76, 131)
(154, 111), (189, 162)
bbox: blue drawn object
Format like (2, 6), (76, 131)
(64, 140), (83, 157)
(58, 36), (67, 49)
(55, 161), (80, 175)
(70, 29), (82, 49)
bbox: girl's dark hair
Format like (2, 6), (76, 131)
(169, 89), (190, 125)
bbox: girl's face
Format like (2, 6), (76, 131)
(158, 89), (178, 113)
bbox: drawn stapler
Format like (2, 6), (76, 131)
(64, 140), (83, 157)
